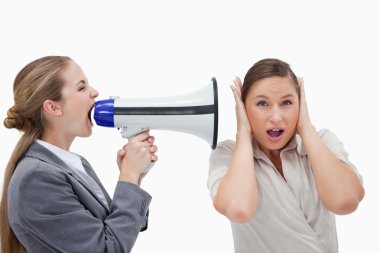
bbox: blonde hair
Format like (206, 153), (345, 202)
(0, 56), (71, 252)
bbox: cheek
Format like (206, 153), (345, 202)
(286, 108), (300, 126)
(63, 102), (83, 121)
(64, 97), (84, 113)
(246, 107), (265, 128)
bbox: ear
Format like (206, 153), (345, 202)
(42, 100), (63, 117)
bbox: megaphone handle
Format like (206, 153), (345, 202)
(143, 162), (155, 174)
(127, 136), (156, 174)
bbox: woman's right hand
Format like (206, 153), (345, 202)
(230, 77), (252, 136)
(117, 130), (158, 184)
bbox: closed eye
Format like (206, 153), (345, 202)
(77, 80), (88, 91)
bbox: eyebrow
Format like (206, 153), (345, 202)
(76, 80), (86, 86)
(254, 94), (295, 99)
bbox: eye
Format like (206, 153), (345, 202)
(257, 101), (268, 107)
(78, 82), (87, 91)
(281, 100), (292, 106)
(77, 80), (88, 91)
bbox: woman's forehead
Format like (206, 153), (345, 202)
(60, 61), (86, 86)
(248, 77), (297, 98)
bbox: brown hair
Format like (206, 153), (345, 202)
(0, 56), (71, 252)
(241, 58), (299, 102)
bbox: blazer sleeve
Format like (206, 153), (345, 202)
(15, 158), (152, 253)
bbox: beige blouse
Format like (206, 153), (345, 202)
(207, 129), (363, 253)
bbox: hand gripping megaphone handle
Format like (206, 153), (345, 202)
(126, 130), (156, 174)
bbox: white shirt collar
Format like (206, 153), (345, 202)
(36, 139), (86, 173)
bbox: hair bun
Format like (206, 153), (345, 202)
(4, 106), (26, 130)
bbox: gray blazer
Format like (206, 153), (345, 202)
(8, 142), (151, 253)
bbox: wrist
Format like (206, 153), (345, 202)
(119, 170), (140, 185)
(236, 129), (252, 138)
(236, 131), (254, 151)
(298, 123), (316, 138)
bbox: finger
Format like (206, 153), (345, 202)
(230, 85), (241, 101)
(146, 135), (155, 143)
(131, 130), (151, 142)
(151, 154), (158, 161)
(234, 77), (243, 92)
(117, 149), (126, 156)
(297, 76), (304, 85)
(230, 85), (244, 109)
(233, 77), (243, 97)
(141, 140), (153, 147)
(300, 80), (306, 100)
(230, 87), (239, 105)
(230, 85), (237, 95)
(149, 145), (158, 153)
(234, 76), (243, 87)
(117, 149), (126, 165)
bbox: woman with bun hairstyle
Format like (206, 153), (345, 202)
(207, 58), (364, 253)
(0, 56), (158, 253)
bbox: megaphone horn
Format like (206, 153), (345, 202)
(94, 78), (219, 149)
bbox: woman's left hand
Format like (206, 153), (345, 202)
(116, 134), (157, 172)
(116, 146), (153, 185)
(297, 77), (313, 135)
(117, 149), (127, 171)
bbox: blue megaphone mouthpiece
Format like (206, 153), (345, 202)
(93, 99), (115, 127)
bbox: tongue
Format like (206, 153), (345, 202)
(268, 130), (282, 137)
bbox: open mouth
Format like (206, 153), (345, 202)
(88, 105), (94, 124)
(266, 129), (284, 139)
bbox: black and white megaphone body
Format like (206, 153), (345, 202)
(93, 78), (218, 149)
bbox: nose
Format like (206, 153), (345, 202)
(90, 86), (99, 99)
(269, 106), (282, 123)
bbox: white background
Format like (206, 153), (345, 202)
(1, 1), (379, 252)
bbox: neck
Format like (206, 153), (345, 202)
(263, 149), (281, 163)
(261, 148), (284, 178)
(41, 130), (74, 151)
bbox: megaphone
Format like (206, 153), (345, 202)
(94, 78), (218, 149)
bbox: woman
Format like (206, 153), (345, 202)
(207, 58), (364, 253)
(0, 56), (158, 253)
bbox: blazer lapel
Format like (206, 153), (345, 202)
(25, 142), (110, 211)
(80, 157), (112, 207)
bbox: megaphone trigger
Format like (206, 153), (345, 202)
(122, 126), (149, 139)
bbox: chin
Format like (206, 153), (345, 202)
(259, 137), (291, 152)
(266, 143), (286, 151)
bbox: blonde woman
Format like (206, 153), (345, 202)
(208, 58), (364, 253)
(0, 56), (158, 253)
